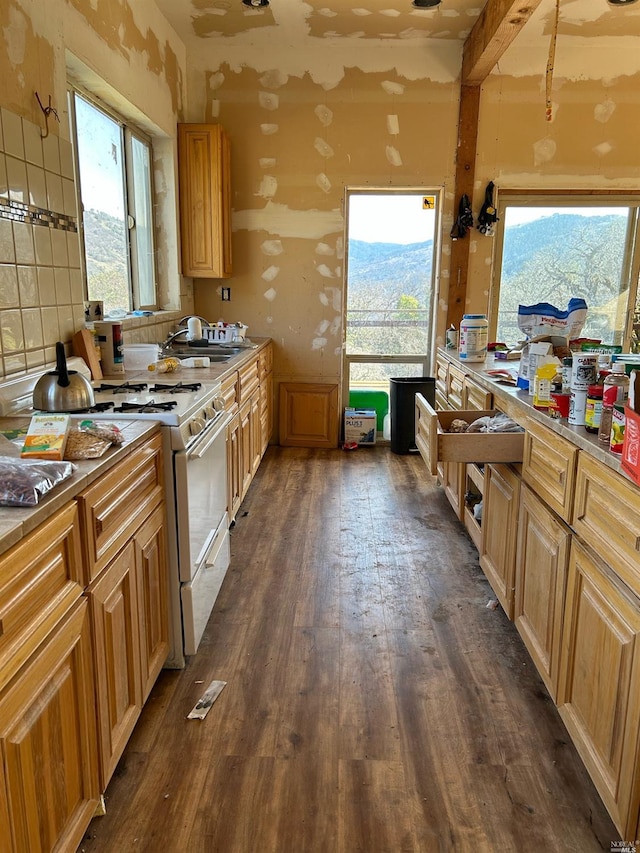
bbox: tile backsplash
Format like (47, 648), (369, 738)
(0, 106), (184, 380)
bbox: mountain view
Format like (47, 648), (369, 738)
(83, 208), (130, 314)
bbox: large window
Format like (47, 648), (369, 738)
(489, 193), (640, 349)
(68, 90), (158, 316)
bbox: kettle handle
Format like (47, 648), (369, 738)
(55, 341), (70, 387)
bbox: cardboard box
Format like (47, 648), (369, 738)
(21, 414), (70, 460)
(344, 408), (376, 445)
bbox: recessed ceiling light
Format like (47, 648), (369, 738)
(242, 0), (269, 7)
(412, 0), (442, 7)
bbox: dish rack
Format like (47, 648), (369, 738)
(203, 323), (248, 344)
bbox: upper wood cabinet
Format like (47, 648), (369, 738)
(178, 123), (232, 279)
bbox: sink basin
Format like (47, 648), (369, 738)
(161, 346), (234, 360)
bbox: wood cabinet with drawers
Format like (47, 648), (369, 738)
(178, 123), (232, 278)
(480, 463), (521, 619)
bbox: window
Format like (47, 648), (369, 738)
(68, 89), (158, 316)
(489, 193), (640, 349)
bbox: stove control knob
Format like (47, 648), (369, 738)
(203, 403), (215, 420)
(213, 396), (225, 412)
(189, 417), (205, 436)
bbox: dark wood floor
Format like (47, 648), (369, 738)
(79, 446), (620, 852)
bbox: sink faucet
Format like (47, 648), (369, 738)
(159, 328), (189, 353)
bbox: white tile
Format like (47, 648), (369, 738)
(69, 267), (84, 303)
(27, 163), (47, 208)
(0, 154), (7, 199)
(23, 120), (44, 167)
(12, 221), (35, 265)
(1, 109), (24, 160)
(50, 228), (68, 266)
(6, 156), (27, 204)
(0, 264), (19, 308)
(54, 267), (71, 304)
(73, 303), (85, 330)
(42, 133), (60, 175)
(17, 265), (39, 306)
(0, 219), (15, 264)
(33, 226), (53, 265)
(59, 138), (74, 180)
(41, 307), (60, 345)
(37, 267), (57, 305)
(22, 307), (44, 349)
(62, 177), (77, 218)
(66, 231), (81, 268)
(3, 353), (27, 375)
(57, 304), (75, 341)
(45, 171), (64, 213)
(0, 308), (24, 352)
(26, 349), (46, 369)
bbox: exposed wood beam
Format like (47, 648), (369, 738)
(462, 0), (545, 86)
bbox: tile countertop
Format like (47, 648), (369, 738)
(0, 419), (161, 560)
(438, 348), (633, 482)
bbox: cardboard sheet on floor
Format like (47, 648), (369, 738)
(187, 679), (227, 720)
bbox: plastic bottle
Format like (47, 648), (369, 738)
(598, 362), (629, 445)
(148, 357), (181, 374)
(180, 356), (210, 368)
(459, 315), (488, 362)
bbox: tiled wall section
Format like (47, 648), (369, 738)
(0, 106), (183, 379)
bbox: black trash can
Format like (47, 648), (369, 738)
(389, 377), (436, 454)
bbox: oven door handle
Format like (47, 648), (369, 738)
(187, 411), (232, 459)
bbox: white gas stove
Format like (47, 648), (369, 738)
(0, 358), (233, 667)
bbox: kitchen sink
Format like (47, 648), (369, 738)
(161, 346), (240, 360)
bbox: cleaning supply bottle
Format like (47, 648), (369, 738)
(180, 356), (210, 368)
(598, 362), (629, 445)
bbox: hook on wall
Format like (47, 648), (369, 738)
(35, 92), (60, 139)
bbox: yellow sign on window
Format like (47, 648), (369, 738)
(422, 196), (435, 209)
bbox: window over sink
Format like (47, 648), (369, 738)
(67, 87), (158, 316)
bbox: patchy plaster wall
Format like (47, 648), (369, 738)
(186, 43), (462, 408)
(0, 0), (188, 378)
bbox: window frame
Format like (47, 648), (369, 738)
(488, 190), (640, 350)
(67, 84), (159, 313)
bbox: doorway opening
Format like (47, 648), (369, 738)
(343, 188), (441, 436)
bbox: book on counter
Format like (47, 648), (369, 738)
(21, 414), (71, 460)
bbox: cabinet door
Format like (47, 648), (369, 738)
(177, 123), (232, 278)
(250, 390), (261, 477)
(90, 541), (142, 789)
(480, 463), (521, 619)
(522, 418), (577, 523)
(558, 538), (640, 839)
(239, 397), (253, 500)
(260, 370), (273, 455)
(514, 484), (571, 701)
(226, 410), (241, 521)
(0, 600), (99, 853)
(135, 504), (169, 703)
(441, 462), (466, 521)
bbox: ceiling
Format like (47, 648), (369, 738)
(154, 0), (640, 49)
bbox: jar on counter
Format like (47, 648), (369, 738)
(459, 315), (488, 363)
(584, 384), (603, 433)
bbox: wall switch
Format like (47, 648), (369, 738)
(221, 287), (231, 301)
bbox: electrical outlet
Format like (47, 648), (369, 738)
(221, 287), (231, 301)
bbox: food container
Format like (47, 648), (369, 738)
(123, 344), (159, 372)
(549, 391), (570, 419)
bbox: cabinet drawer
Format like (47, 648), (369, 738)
(447, 365), (465, 410)
(77, 434), (164, 581)
(435, 355), (448, 399)
(464, 377), (492, 411)
(0, 502), (84, 692)
(415, 394), (524, 476)
(221, 370), (239, 413)
(573, 453), (640, 596)
(522, 419), (578, 523)
(238, 358), (259, 403)
(258, 343), (273, 379)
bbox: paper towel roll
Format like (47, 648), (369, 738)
(187, 317), (203, 341)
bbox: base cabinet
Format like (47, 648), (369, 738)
(480, 463), (521, 619)
(0, 600), (99, 853)
(557, 537), (640, 839)
(227, 410), (241, 521)
(514, 484), (570, 702)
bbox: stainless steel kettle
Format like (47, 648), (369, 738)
(33, 341), (96, 412)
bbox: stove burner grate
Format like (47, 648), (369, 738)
(113, 400), (179, 413)
(148, 382), (202, 394)
(96, 382), (149, 394)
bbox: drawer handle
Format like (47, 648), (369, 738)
(636, 537), (640, 552)
(95, 518), (103, 537)
(0, 617), (3, 638)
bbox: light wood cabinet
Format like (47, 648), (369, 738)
(522, 418), (578, 523)
(514, 483), (571, 701)
(227, 409), (242, 521)
(557, 537), (640, 839)
(279, 382), (339, 448)
(79, 434), (169, 790)
(447, 363), (465, 410)
(178, 123), (232, 278)
(0, 600), (99, 853)
(480, 463), (521, 618)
